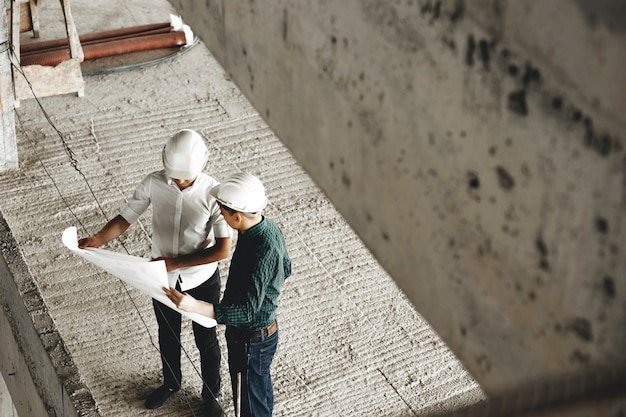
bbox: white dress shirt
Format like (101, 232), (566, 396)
(120, 170), (231, 291)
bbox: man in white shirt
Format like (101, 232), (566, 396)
(78, 129), (231, 415)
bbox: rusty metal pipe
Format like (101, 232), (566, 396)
(20, 27), (173, 57)
(20, 22), (172, 54)
(20, 31), (188, 67)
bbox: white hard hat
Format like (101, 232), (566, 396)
(162, 129), (208, 180)
(210, 173), (268, 213)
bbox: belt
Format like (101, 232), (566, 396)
(248, 320), (277, 338)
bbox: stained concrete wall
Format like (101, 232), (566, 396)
(167, 0), (626, 399)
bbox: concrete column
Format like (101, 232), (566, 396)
(0, 0), (18, 171)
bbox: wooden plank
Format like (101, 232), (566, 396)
(60, 0), (84, 61)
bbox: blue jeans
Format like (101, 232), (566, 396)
(226, 325), (278, 417)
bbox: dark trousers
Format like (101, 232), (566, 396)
(153, 269), (221, 400)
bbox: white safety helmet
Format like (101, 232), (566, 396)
(162, 129), (208, 180)
(210, 173), (268, 213)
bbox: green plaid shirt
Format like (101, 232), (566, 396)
(214, 217), (291, 330)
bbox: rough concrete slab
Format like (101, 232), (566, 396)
(0, 0), (483, 416)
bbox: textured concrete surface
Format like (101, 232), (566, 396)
(0, 0), (483, 416)
(167, 0), (626, 397)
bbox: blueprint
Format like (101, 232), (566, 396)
(62, 227), (216, 328)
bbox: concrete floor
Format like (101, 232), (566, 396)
(0, 0), (483, 416)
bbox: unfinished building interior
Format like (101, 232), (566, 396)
(1, 0), (625, 416)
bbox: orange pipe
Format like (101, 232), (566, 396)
(20, 22), (172, 54)
(20, 31), (188, 67)
(83, 31), (188, 60)
(20, 27), (173, 57)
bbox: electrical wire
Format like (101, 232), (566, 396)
(7, 35), (218, 416)
(82, 36), (200, 77)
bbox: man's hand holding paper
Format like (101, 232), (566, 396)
(62, 226), (216, 328)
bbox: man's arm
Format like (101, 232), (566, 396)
(154, 237), (232, 272)
(78, 215), (130, 248)
(163, 286), (216, 319)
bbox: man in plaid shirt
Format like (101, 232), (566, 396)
(165, 172), (291, 417)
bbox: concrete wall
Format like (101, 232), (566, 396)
(0, 214), (97, 417)
(167, 0), (626, 399)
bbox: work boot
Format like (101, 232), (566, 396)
(145, 385), (179, 409)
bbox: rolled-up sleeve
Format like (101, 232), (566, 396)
(212, 217), (231, 239)
(207, 197), (232, 239)
(120, 176), (151, 224)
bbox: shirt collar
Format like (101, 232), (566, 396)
(165, 174), (202, 190)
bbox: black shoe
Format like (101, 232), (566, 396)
(204, 397), (225, 417)
(145, 385), (179, 409)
